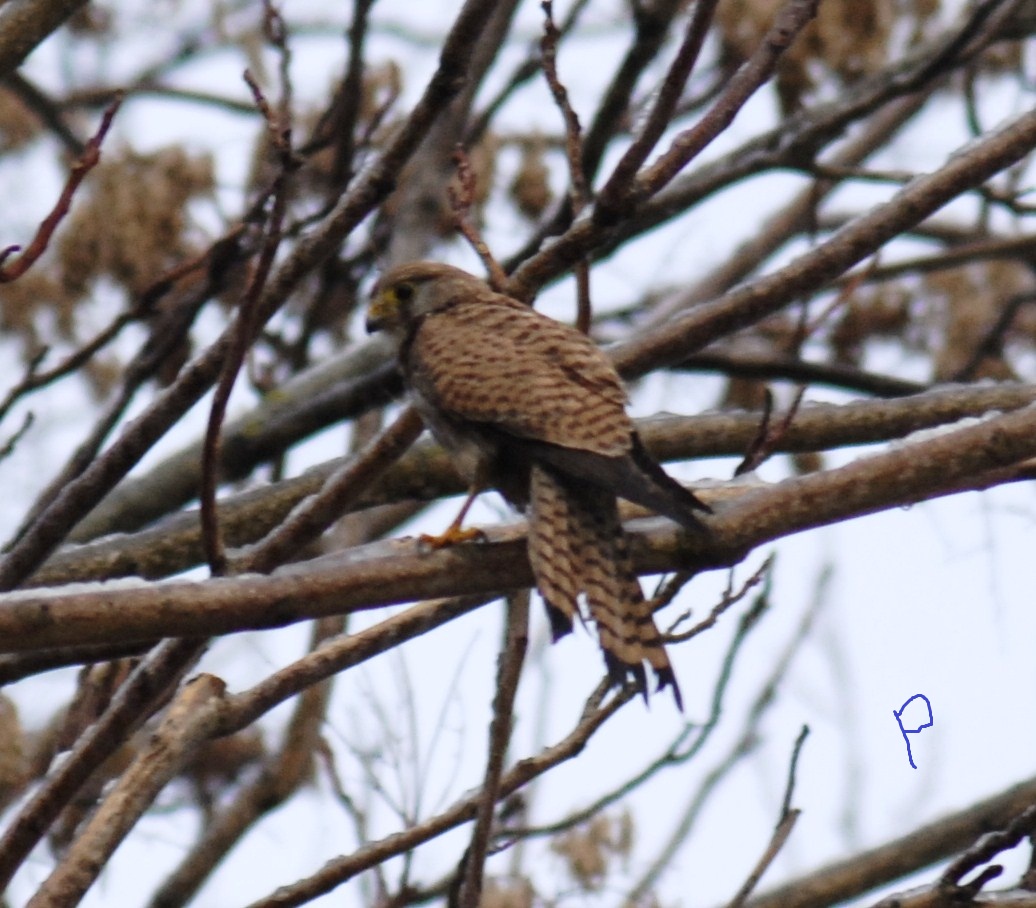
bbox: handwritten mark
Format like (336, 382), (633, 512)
(893, 694), (933, 769)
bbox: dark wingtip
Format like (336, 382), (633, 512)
(655, 667), (684, 712)
(629, 433), (713, 526)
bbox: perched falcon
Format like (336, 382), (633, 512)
(366, 262), (710, 707)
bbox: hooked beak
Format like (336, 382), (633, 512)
(365, 291), (392, 334)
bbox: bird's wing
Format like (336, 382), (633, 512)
(506, 433), (711, 530)
(408, 298), (632, 457)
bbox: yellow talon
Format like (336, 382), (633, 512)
(418, 484), (486, 549)
(419, 524), (487, 549)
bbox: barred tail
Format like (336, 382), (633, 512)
(528, 465), (581, 641)
(527, 465), (683, 709)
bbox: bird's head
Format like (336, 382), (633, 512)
(366, 262), (478, 337)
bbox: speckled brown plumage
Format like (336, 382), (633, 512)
(366, 261), (711, 707)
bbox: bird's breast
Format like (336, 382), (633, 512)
(411, 390), (493, 483)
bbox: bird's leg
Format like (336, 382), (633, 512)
(420, 484), (487, 548)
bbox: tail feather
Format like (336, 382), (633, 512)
(572, 485), (683, 710)
(528, 465), (581, 640)
(527, 465), (683, 709)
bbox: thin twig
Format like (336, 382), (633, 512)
(0, 93), (122, 280)
(458, 590), (529, 908)
(668, 555), (774, 644)
(539, 0), (592, 331)
(779, 725), (809, 820)
(727, 810), (802, 908)
(2, 71), (86, 155)
(0, 411), (33, 463)
(448, 146), (506, 289)
(952, 291), (1036, 382)
(306, 0), (376, 188)
(242, 685), (632, 908)
(201, 58), (295, 576)
(735, 386), (807, 476)
(726, 726), (812, 907)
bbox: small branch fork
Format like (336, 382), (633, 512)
(935, 804), (1036, 901)
(504, 0), (822, 300)
(594, 0), (722, 216)
(627, 0), (820, 207)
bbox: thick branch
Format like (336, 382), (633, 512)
(5, 399), (1036, 652)
(27, 383), (1036, 587)
(742, 775), (1036, 908)
(0, 0), (89, 77)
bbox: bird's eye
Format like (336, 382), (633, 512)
(395, 283), (414, 303)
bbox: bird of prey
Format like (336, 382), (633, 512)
(366, 262), (710, 707)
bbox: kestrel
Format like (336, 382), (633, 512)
(366, 262), (710, 707)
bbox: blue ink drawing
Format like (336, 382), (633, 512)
(893, 694), (933, 769)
